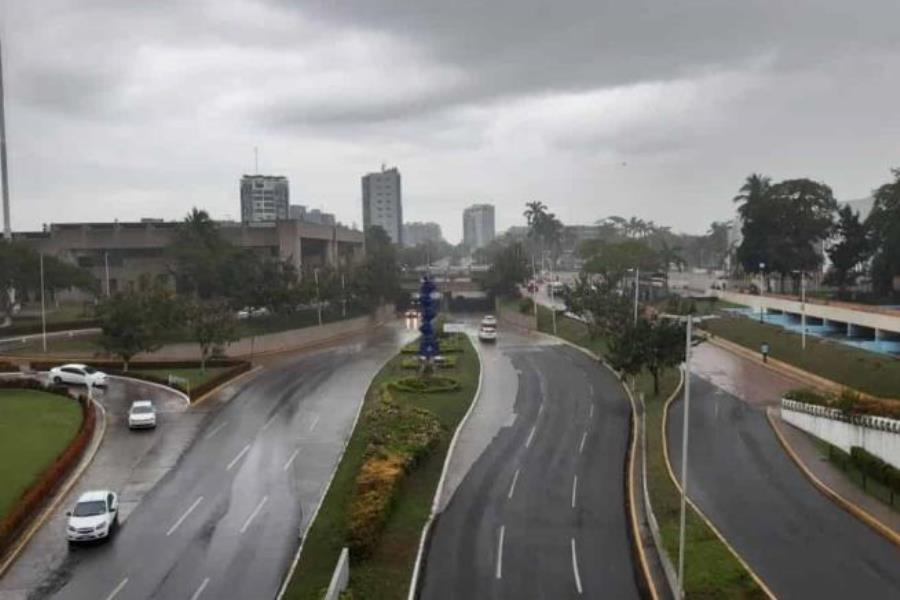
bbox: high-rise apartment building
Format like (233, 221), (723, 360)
(361, 166), (403, 244)
(241, 175), (289, 222)
(463, 203), (495, 249)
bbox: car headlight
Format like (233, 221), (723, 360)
(95, 522), (107, 531)
(68, 526), (77, 532)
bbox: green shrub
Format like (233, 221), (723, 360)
(400, 356), (457, 370)
(389, 376), (461, 394)
(518, 297), (534, 314)
(784, 387), (900, 420)
(784, 388), (829, 405)
(850, 447), (900, 493)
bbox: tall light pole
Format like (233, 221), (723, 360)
(758, 262), (766, 323)
(676, 314), (692, 597)
(0, 35), (11, 239)
(314, 268), (322, 326)
(104, 252), (111, 297)
(800, 271), (807, 350)
(40, 253), (47, 353)
(341, 272), (346, 318)
(633, 267), (640, 325)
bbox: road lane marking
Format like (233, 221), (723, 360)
(240, 495), (269, 533)
(226, 444), (251, 471)
(105, 577), (128, 600)
(282, 447), (301, 471)
(204, 422), (227, 440)
(579, 431), (587, 454)
(508, 469), (520, 499)
(496, 526), (505, 579)
(189, 577), (210, 600)
(538, 402), (544, 416)
(571, 476), (578, 508)
(525, 425), (537, 448)
(261, 412), (278, 431)
(166, 496), (204, 536)
(589, 404), (594, 419)
(571, 538), (583, 594)
(308, 414), (320, 432)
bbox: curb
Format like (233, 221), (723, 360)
(765, 408), (900, 547)
(661, 371), (776, 599)
(275, 336), (406, 600)
(191, 365), (264, 408)
(406, 331), (485, 600)
(0, 395), (107, 578)
(108, 374), (191, 406)
(528, 332), (661, 599)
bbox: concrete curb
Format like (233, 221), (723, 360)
(108, 374), (191, 406)
(275, 337), (404, 600)
(406, 332), (485, 600)
(661, 371), (776, 599)
(765, 408), (900, 547)
(0, 395), (107, 578)
(190, 366), (264, 408)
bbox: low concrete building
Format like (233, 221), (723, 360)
(15, 220), (364, 294)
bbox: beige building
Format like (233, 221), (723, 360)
(15, 220), (364, 294)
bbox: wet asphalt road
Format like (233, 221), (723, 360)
(2, 325), (411, 600)
(668, 374), (900, 598)
(421, 332), (639, 599)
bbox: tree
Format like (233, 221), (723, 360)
(483, 242), (528, 297)
(167, 208), (234, 298)
(825, 206), (872, 296)
(188, 299), (238, 372)
(351, 226), (400, 309)
(561, 275), (631, 339)
(607, 321), (646, 382)
(96, 289), (181, 370)
(579, 239), (661, 288)
(867, 168), (900, 297)
(643, 318), (686, 395)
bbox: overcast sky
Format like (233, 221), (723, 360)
(1, 1), (899, 242)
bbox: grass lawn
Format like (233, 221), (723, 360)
(129, 367), (230, 391)
(284, 334), (480, 600)
(0, 390), (83, 521)
(2, 334), (104, 357)
(701, 314), (900, 398)
(537, 311), (764, 598)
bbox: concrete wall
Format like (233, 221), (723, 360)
(781, 399), (900, 470)
(715, 290), (900, 335)
(140, 306), (394, 360)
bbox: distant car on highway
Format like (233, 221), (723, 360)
(237, 306), (270, 319)
(66, 490), (119, 543)
(478, 324), (497, 342)
(128, 400), (157, 430)
(49, 364), (107, 388)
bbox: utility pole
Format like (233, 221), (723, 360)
(40, 253), (47, 353)
(801, 271), (807, 350)
(0, 35), (11, 239)
(314, 268), (322, 326)
(676, 313), (692, 597)
(104, 252), (111, 297)
(633, 267), (640, 325)
(341, 272), (346, 318)
(531, 254), (537, 320)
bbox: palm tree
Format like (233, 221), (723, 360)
(733, 173), (771, 213)
(524, 201), (548, 228)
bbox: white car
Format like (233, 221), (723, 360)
(478, 324), (498, 342)
(481, 315), (497, 327)
(237, 306), (270, 320)
(66, 490), (118, 543)
(49, 364), (108, 388)
(128, 400), (157, 429)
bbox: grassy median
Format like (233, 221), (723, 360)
(536, 310), (765, 598)
(284, 334), (480, 600)
(0, 390), (83, 521)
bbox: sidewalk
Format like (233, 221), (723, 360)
(768, 410), (900, 536)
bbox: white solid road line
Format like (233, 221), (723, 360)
(308, 414), (320, 432)
(538, 402), (544, 416)
(579, 431), (587, 454)
(104, 577), (128, 600)
(226, 444), (251, 471)
(507, 469), (520, 499)
(525, 425), (537, 448)
(166, 496), (204, 536)
(282, 447), (301, 471)
(589, 404), (594, 419)
(189, 577), (211, 600)
(496, 526), (505, 580)
(571, 476), (578, 508)
(204, 421), (228, 440)
(571, 538), (583, 595)
(240, 495), (269, 534)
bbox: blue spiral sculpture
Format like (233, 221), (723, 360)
(418, 274), (440, 360)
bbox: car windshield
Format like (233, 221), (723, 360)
(83, 367), (97, 374)
(131, 405), (153, 414)
(73, 500), (106, 517)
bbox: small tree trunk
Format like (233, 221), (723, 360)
(123, 358), (129, 373)
(652, 369), (660, 395)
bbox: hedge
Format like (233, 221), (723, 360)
(345, 386), (442, 557)
(400, 356), (457, 370)
(388, 376), (461, 394)
(0, 387), (94, 558)
(784, 388), (900, 420)
(850, 447), (900, 494)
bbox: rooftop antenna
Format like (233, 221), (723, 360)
(0, 34), (11, 238)
(254, 146), (259, 174)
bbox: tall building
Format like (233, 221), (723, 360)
(463, 203), (495, 249)
(362, 166), (403, 244)
(403, 222), (444, 247)
(241, 175), (289, 223)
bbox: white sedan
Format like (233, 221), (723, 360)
(128, 400), (157, 429)
(478, 324), (498, 342)
(481, 315), (497, 327)
(66, 490), (119, 543)
(49, 364), (108, 388)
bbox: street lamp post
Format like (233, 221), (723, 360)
(40, 253), (47, 353)
(758, 262), (766, 323)
(801, 271), (807, 350)
(633, 267), (640, 325)
(314, 268), (322, 326)
(341, 272), (347, 318)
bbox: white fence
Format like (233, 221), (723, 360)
(781, 399), (900, 469)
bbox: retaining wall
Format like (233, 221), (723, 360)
(781, 399), (900, 470)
